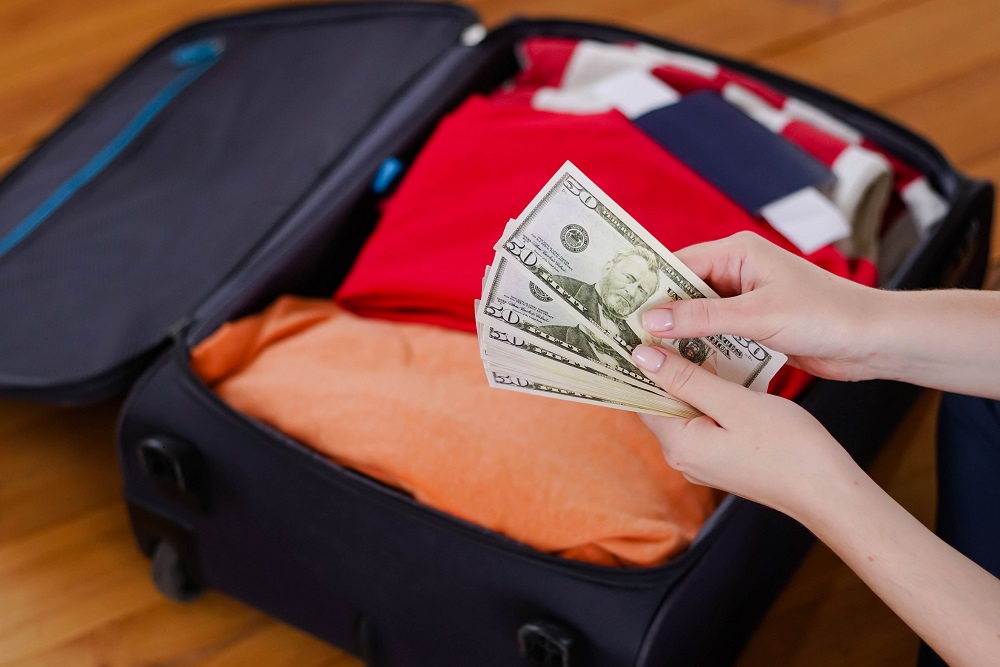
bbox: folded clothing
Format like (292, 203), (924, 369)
(335, 91), (877, 333)
(518, 37), (945, 252)
(334, 86), (876, 399)
(192, 296), (719, 568)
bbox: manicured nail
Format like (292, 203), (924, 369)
(642, 308), (674, 332)
(633, 344), (666, 372)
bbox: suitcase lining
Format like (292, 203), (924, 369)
(0, 5), (480, 402)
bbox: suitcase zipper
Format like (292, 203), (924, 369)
(0, 38), (225, 260)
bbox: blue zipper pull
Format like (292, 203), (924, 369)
(172, 38), (225, 68)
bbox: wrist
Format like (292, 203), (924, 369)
(779, 447), (873, 534)
(848, 287), (905, 381)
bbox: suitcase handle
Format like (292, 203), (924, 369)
(137, 436), (209, 510)
(518, 621), (578, 667)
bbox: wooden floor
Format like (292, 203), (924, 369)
(1, 1), (999, 665)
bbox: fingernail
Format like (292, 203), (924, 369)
(642, 308), (674, 332)
(633, 344), (666, 372)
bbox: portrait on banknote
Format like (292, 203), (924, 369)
(479, 258), (660, 390)
(545, 245), (661, 351)
(502, 188), (684, 356)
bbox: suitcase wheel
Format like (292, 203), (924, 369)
(151, 539), (205, 602)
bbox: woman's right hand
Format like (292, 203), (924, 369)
(643, 231), (887, 382)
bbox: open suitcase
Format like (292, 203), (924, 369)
(0, 3), (994, 665)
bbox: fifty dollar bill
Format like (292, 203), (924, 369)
(496, 161), (786, 395)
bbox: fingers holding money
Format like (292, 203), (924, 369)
(643, 232), (782, 343)
(630, 344), (747, 491)
(640, 292), (763, 342)
(672, 233), (755, 297)
(481, 162), (786, 413)
(644, 228), (891, 384)
(631, 343), (757, 425)
(632, 342), (855, 518)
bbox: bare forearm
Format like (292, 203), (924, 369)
(795, 472), (1000, 667)
(866, 289), (1000, 399)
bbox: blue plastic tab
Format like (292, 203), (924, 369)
(372, 157), (405, 194)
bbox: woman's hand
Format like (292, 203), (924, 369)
(631, 343), (863, 521)
(632, 343), (1000, 667)
(643, 231), (887, 382)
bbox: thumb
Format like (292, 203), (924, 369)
(641, 293), (760, 340)
(632, 344), (752, 421)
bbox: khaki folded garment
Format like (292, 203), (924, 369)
(192, 296), (719, 567)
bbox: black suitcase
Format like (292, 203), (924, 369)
(0, 3), (992, 666)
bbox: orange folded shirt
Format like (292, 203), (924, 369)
(191, 296), (720, 568)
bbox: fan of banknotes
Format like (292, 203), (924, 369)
(475, 161), (787, 417)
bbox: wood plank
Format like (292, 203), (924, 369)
(877, 58), (1000, 165)
(0, 399), (58, 438)
(0, 402), (122, 543)
(0, 150), (23, 176)
(0, 0), (291, 77)
(6, 595), (269, 667)
(199, 623), (353, 667)
(465, 0), (922, 56)
(760, 0), (1000, 107)
(0, 507), (164, 664)
(641, 0), (916, 60)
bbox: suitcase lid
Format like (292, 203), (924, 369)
(0, 2), (482, 403)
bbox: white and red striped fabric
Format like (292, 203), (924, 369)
(513, 38), (947, 264)
(337, 37), (947, 400)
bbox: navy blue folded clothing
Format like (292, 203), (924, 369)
(633, 91), (835, 214)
